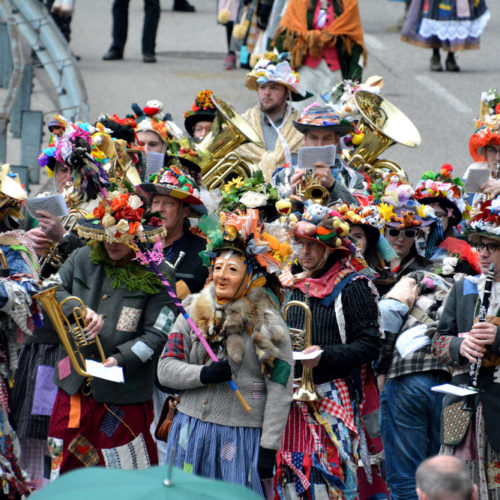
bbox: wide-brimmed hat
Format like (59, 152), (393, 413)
(414, 164), (468, 226)
(184, 90), (217, 137)
(167, 138), (211, 174)
(293, 104), (354, 136)
(464, 199), (500, 243)
(245, 54), (309, 102)
(138, 165), (205, 210)
(76, 190), (165, 244)
(0, 164), (27, 221)
(469, 89), (500, 162)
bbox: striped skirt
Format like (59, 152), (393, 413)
(165, 411), (264, 496)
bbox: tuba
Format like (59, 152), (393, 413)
(283, 284), (321, 402)
(197, 96), (264, 189)
(344, 90), (421, 182)
(34, 286), (107, 378)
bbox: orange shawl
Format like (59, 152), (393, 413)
(273, 0), (367, 69)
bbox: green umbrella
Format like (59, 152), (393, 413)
(31, 465), (263, 499)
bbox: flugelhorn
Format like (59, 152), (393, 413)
(296, 172), (330, 206)
(283, 283), (321, 402)
(34, 286), (106, 378)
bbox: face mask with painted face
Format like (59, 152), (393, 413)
(212, 251), (250, 301)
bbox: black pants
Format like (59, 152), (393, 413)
(110, 0), (160, 55)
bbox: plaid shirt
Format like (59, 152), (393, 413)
(378, 274), (452, 379)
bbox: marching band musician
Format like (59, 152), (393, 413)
(276, 212), (381, 498)
(45, 188), (175, 477)
(432, 199), (500, 500)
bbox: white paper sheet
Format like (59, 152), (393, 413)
(26, 194), (69, 218)
(145, 151), (165, 178)
(431, 383), (478, 397)
(298, 145), (336, 172)
(85, 359), (124, 383)
(464, 168), (491, 193)
(293, 349), (324, 361)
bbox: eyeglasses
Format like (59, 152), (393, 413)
(485, 146), (500, 155)
(474, 242), (500, 254)
(387, 228), (418, 239)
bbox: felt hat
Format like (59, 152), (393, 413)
(293, 104), (354, 136)
(184, 90), (217, 137)
(469, 89), (500, 162)
(76, 190), (165, 244)
(167, 138), (211, 174)
(464, 199), (500, 243)
(414, 164), (468, 226)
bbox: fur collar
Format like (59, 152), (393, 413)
(184, 283), (288, 375)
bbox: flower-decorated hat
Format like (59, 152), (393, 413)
(469, 89), (500, 162)
(337, 203), (381, 247)
(184, 90), (217, 137)
(131, 100), (183, 143)
(167, 137), (211, 174)
(245, 53), (308, 101)
(0, 164), (27, 221)
(138, 164), (205, 210)
(76, 189), (165, 244)
(414, 164), (468, 225)
(293, 104), (354, 136)
(464, 199), (500, 243)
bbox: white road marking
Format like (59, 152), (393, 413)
(415, 75), (472, 114)
(364, 34), (385, 51)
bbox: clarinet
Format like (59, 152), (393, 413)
(469, 262), (495, 388)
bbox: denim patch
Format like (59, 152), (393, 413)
(101, 405), (124, 437)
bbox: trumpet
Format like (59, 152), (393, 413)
(283, 283), (321, 402)
(34, 286), (106, 378)
(296, 171), (330, 206)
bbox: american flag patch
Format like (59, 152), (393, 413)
(220, 442), (237, 462)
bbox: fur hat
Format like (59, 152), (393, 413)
(293, 104), (354, 136)
(184, 90), (217, 137)
(77, 189), (165, 244)
(469, 89), (500, 162)
(414, 164), (468, 226)
(464, 199), (500, 243)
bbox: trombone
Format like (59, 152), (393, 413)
(34, 286), (106, 378)
(283, 284), (321, 402)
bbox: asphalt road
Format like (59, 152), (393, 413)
(32, 0), (500, 184)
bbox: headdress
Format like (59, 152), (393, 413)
(138, 164), (205, 210)
(337, 203), (381, 246)
(469, 89), (500, 162)
(245, 53), (308, 101)
(166, 137), (211, 174)
(414, 164), (469, 225)
(292, 104), (354, 136)
(464, 199), (500, 243)
(184, 90), (217, 137)
(48, 114), (67, 131)
(131, 100), (182, 143)
(0, 164), (27, 221)
(76, 189), (165, 244)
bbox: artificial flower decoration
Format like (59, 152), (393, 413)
(184, 90), (216, 118)
(469, 89), (500, 161)
(464, 199), (500, 242)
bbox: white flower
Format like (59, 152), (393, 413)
(116, 219), (129, 234)
(239, 191), (269, 208)
(128, 194), (143, 210)
(442, 265), (454, 276)
(444, 256), (459, 267)
(101, 214), (116, 228)
(105, 224), (118, 238)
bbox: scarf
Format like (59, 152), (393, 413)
(237, 105), (304, 182)
(89, 243), (164, 294)
(274, 0), (367, 69)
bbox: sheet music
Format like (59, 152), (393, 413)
(26, 194), (69, 218)
(298, 145), (336, 172)
(464, 168), (491, 193)
(85, 359), (124, 383)
(431, 383), (477, 397)
(145, 151), (165, 178)
(293, 349), (324, 361)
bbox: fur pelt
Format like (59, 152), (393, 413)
(185, 283), (288, 374)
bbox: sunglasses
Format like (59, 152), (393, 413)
(387, 228), (418, 239)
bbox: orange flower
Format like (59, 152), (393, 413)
(111, 193), (129, 212)
(128, 221), (140, 234)
(93, 203), (106, 219)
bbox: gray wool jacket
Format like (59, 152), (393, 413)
(53, 245), (175, 405)
(157, 294), (294, 450)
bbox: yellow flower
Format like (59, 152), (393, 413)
(223, 176), (244, 194)
(378, 203), (395, 222)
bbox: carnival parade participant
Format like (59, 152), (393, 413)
(276, 211), (381, 498)
(273, 0), (366, 111)
(273, 104), (365, 205)
(432, 198), (500, 500)
(184, 90), (216, 143)
(237, 54), (307, 182)
(414, 164), (469, 263)
(466, 90), (500, 203)
(45, 188), (175, 477)
(0, 165), (41, 496)
(157, 208), (294, 496)
(401, 0), (490, 72)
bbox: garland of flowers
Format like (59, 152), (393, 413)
(89, 242), (164, 294)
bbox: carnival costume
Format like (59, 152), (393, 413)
(158, 208), (294, 495)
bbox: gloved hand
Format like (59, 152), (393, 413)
(200, 360), (232, 385)
(257, 447), (277, 480)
